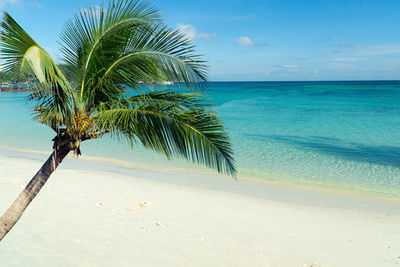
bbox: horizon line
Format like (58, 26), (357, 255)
(208, 79), (400, 82)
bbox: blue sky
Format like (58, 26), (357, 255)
(1, 0), (400, 81)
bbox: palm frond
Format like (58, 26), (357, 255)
(91, 25), (207, 98)
(1, 13), (70, 88)
(61, 3), (207, 106)
(0, 12), (73, 129)
(94, 92), (236, 176)
(0, 2), (236, 177)
(123, 89), (209, 109)
(59, 0), (160, 95)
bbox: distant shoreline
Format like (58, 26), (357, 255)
(0, 80), (399, 90)
(0, 88), (32, 92)
(208, 80), (400, 82)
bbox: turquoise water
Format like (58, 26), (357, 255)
(1, 81), (400, 196)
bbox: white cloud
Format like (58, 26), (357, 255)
(334, 44), (400, 57)
(237, 36), (269, 47)
(0, 0), (42, 9)
(274, 64), (300, 73)
(177, 24), (216, 41)
(177, 24), (196, 40)
(0, 0), (18, 8)
(196, 32), (217, 39)
(80, 5), (102, 17)
(357, 44), (400, 56)
(313, 70), (320, 76)
(332, 57), (368, 62)
(237, 36), (254, 46)
(30, 0), (42, 8)
(278, 64), (299, 69)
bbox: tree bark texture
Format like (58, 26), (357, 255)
(0, 144), (71, 241)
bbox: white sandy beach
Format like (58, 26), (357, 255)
(0, 155), (399, 267)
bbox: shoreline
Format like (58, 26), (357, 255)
(0, 88), (32, 92)
(0, 155), (399, 266)
(1, 146), (400, 214)
(1, 144), (399, 204)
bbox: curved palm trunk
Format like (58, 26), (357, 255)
(0, 144), (71, 241)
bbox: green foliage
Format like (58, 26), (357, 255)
(0, 70), (35, 82)
(0, 71), (11, 82)
(57, 64), (75, 82)
(0, 0), (236, 176)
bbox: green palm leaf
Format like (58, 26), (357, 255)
(0, 0), (237, 242)
(95, 91), (236, 176)
(60, 0), (160, 97)
(0, 12), (74, 129)
(0, 1), (236, 176)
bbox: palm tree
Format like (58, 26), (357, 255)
(0, 0), (235, 241)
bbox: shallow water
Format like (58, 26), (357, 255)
(1, 81), (399, 196)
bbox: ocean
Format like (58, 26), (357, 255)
(1, 81), (400, 196)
